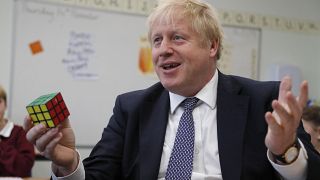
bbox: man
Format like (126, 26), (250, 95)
(24, 0), (320, 179)
(302, 105), (320, 153)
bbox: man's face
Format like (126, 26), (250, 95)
(150, 17), (218, 97)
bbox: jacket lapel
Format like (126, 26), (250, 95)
(217, 73), (249, 180)
(139, 89), (170, 180)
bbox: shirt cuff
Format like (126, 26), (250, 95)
(267, 139), (308, 180)
(51, 150), (85, 180)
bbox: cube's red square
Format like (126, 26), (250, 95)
(49, 109), (56, 117)
(56, 93), (63, 101)
(55, 106), (61, 113)
(64, 109), (70, 117)
(52, 98), (58, 105)
(60, 101), (66, 109)
(58, 113), (64, 121)
(53, 118), (59, 125)
(46, 101), (53, 109)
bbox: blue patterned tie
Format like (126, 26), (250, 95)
(165, 97), (199, 180)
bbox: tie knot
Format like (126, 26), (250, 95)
(183, 97), (199, 111)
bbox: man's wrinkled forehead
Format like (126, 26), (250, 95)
(150, 16), (194, 39)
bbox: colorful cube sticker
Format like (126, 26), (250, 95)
(26, 92), (70, 128)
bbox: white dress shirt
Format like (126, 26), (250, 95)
(52, 70), (307, 180)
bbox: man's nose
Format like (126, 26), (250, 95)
(159, 39), (173, 57)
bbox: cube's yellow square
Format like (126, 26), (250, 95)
(44, 112), (51, 120)
(34, 106), (41, 113)
(40, 104), (48, 111)
(31, 114), (37, 121)
(47, 120), (55, 128)
(27, 107), (34, 114)
(37, 113), (44, 121)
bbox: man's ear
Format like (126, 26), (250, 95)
(209, 40), (219, 58)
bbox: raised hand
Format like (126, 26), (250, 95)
(265, 76), (308, 155)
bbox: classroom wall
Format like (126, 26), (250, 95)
(1, 0), (320, 178)
(0, 0), (13, 104)
(1, 0), (320, 102)
(212, 0), (320, 98)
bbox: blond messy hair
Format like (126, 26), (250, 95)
(147, 0), (224, 60)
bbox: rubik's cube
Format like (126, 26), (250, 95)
(26, 92), (70, 128)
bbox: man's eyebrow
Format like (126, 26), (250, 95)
(151, 32), (161, 38)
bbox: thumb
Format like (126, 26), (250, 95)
(23, 115), (33, 131)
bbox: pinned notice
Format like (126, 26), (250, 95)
(29, 40), (43, 55)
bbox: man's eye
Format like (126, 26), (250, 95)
(153, 37), (161, 45)
(173, 35), (183, 40)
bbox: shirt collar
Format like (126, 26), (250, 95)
(169, 69), (218, 113)
(0, 121), (14, 138)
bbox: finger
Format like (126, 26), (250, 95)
(272, 100), (292, 126)
(36, 127), (60, 152)
(60, 118), (71, 128)
(278, 76), (292, 103)
(42, 132), (63, 159)
(286, 91), (302, 123)
(297, 80), (309, 108)
(26, 123), (47, 144)
(265, 111), (282, 132)
(23, 115), (33, 131)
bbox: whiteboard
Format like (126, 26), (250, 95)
(218, 25), (261, 80)
(10, 0), (158, 146)
(10, 0), (260, 146)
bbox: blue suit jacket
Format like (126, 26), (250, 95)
(83, 72), (320, 180)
